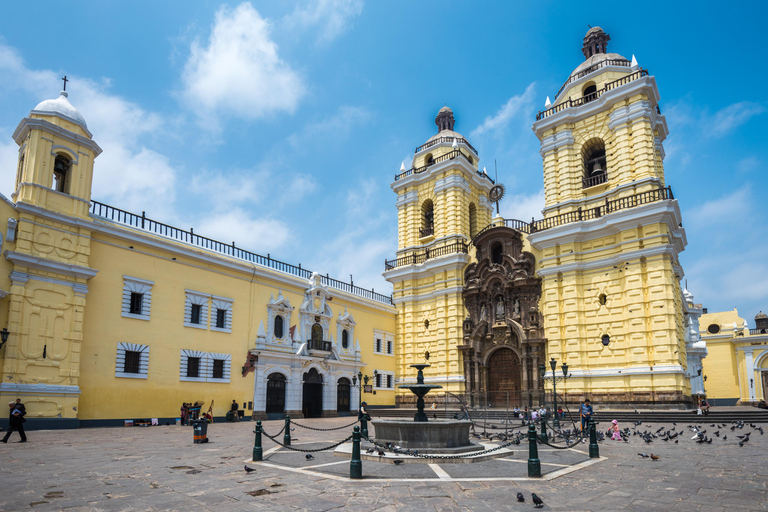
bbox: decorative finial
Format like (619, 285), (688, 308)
(452, 138), (458, 149)
(545, 96), (551, 108)
(62, 75), (69, 92)
(630, 54), (639, 70)
(400, 161), (406, 171)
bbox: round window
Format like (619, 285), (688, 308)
(598, 294), (607, 306)
(707, 324), (720, 334)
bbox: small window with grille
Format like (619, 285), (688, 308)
(187, 357), (200, 378)
(191, 304), (202, 324)
(212, 359), (224, 379)
(129, 292), (143, 315)
(124, 351), (141, 374)
(387, 374), (393, 388)
(215, 309), (226, 329)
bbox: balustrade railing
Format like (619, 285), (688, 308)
(750, 328), (768, 335)
(394, 149), (494, 184)
(89, 200), (393, 305)
(384, 241), (468, 271)
(554, 58), (631, 100)
(583, 172), (608, 189)
(415, 136), (478, 156)
(307, 339), (333, 352)
(537, 69), (648, 121)
(420, 226), (434, 238)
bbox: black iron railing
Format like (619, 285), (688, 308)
(307, 339), (333, 352)
(384, 241), (468, 271)
(554, 58), (631, 100)
(394, 149), (494, 184)
(90, 200), (393, 305)
(750, 328), (768, 335)
(537, 69), (648, 121)
(420, 226), (434, 238)
(469, 186), (675, 245)
(583, 172), (608, 189)
(415, 136), (478, 156)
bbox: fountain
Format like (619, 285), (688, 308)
(370, 354), (475, 454)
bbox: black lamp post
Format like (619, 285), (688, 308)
(0, 328), (9, 350)
(542, 357), (571, 430)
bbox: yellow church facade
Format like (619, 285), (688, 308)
(0, 91), (397, 427)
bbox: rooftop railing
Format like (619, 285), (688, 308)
(415, 136), (478, 156)
(750, 328), (768, 335)
(384, 240), (468, 271)
(537, 69), (648, 121)
(90, 200), (393, 305)
(583, 172), (608, 189)
(554, 58), (631, 100)
(394, 149), (494, 183)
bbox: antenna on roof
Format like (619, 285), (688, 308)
(495, 160), (498, 183)
(587, 24), (592, 29)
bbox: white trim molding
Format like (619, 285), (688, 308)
(122, 276), (153, 321)
(184, 290), (210, 329)
(180, 349), (210, 382)
(211, 295), (234, 333)
(115, 342), (149, 379)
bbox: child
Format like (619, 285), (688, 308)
(610, 419), (621, 441)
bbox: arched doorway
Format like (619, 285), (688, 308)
(337, 377), (351, 415)
(487, 348), (522, 408)
(266, 373), (286, 417)
(303, 368), (324, 418)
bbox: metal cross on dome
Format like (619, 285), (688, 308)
(61, 75), (69, 91)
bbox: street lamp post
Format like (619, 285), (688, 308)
(541, 358), (571, 430)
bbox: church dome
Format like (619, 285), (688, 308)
(427, 129), (464, 142)
(570, 52), (629, 77)
(756, 311), (767, 320)
(32, 91), (88, 130)
(567, 26), (629, 80)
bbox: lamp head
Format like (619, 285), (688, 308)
(549, 357), (557, 372)
(561, 362), (569, 376)
(538, 363), (546, 378)
(364, 375), (369, 385)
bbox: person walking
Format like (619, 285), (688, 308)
(609, 419), (622, 441)
(2, 401), (27, 443)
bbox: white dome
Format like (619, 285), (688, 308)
(570, 52), (629, 77)
(32, 91), (88, 130)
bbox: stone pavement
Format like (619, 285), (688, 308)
(0, 416), (766, 511)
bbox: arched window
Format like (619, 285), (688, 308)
(53, 154), (71, 194)
(491, 241), (503, 265)
(421, 199), (434, 237)
(583, 83), (597, 103)
(469, 203), (477, 238)
(312, 323), (323, 342)
(341, 329), (349, 349)
(582, 140), (607, 188)
(273, 315), (284, 339)
(425, 153), (434, 166)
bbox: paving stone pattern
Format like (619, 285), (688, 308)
(0, 417), (766, 511)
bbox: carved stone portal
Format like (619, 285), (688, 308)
(461, 226), (545, 408)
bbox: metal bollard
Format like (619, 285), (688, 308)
(360, 415), (369, 439)
(589, 417), (599, 458)
(527, 423), (541, 478)
(350, 426), (362, 479)
(540, 418), (548, 444)
(253, 420), (263, 461)
(283, 415), (291, 447)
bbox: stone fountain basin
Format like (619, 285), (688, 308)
(371, 419), (475, 453)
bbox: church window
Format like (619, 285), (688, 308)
(421, 199), (434, 237)
(211, 296), (233, 333)
(387, 339), (393, 355)
(187, 357), (201, 378)
(215, 309), (226, 329)
(425, 153), (434, 166)
(115, 342), (149, 379)
(122, 276), (153, 321)
(184, 290), (209, 329)
(375, 338), (382, 353)
(387, 374), (393, 388)
(312, 323), (323, 341)
(707, 324), (720, 334)
(491, 242), (504, 265)
(191, 304), (202, 324)
(342, 329), (349, 349)
(375, 373), (381, 388)
(598, 294), (607, 306)
(274, 315), (284, 339)
(582, 83), (597, 102)
(53, 154), (71, 194)
(212, 359), (224, 379)
(582, 140), (607, 188)
(469, 203), (478, 238)
(207, 353), (231, 383)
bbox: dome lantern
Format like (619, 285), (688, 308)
(435, 106), (455, 133)
(582, 27), (611, 60)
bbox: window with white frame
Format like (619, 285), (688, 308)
(387, 339), (393, 355)
(184, 290), (209, 329)
(211, 296), (233, 333)
(374, 370), (395, 390)
(121, 276), (153, 321)
(115, 342), (149, 379)
(373, 329), (395, 356)
(375, 338), (382, 354)
(179, 350), (231, 383)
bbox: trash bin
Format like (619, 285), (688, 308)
(225, 410), (234, 422)
(191, 419), (208, 443)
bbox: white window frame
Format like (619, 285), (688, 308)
(373, 329), (395, 357)
(180, 349), (209, 382)
(184, 290), (210, 329)
(207, 352), (232, 383)
(121, 276), (153, 321)
(374, 370), (395, 390)
(211, 296), (234, 333)
(115, 342), (149, 379)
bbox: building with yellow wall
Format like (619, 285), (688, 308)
(699, 309), (768, 405)
(0, 91), (397, 428)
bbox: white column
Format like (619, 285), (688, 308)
(253, 366), (265, 414)
(745, 349), (756, 401)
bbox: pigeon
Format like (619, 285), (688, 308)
(532, 493), (544, 508)
(517, 492), (525, 502)
(393, 459), (404, 465)
(722, 435), (727, 441)
(305, 454), (314, 461)
(377, 449), (385, 456)
(244, 465), (255, 473)
(638, 453), (650, 458)
(650, 454), (660, 461)
(366, 448), (375, 454)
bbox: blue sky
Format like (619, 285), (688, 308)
(0, 1), (766, 323)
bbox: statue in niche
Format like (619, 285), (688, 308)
(495, 299), (505, 321)
(514, 299), (520, 317)
(480, 304), (487, 322)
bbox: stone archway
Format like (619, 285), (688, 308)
(487, 348), (522, 408)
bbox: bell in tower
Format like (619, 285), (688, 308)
(582, 26), (611, 58)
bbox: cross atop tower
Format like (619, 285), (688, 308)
(62, 75), (69, 91)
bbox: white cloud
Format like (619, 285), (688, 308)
(685, 186), (752, 229)
(711, 101), (765, 137)
(283, 0), (364, 44)
(499, 189), (545, 222)
(182, 2), (305, 125)
(665, 97), (764, 138)
(194, 208), (290, 253)
(471, 83), (536, 139)
(287, 105), (370, 149)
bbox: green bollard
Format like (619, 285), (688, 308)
(540, 417), (548, 444)
(589, 417), (599, 458)
(253, 420), (263, 461)
(527, 423), (541, 478)
(360, 414), (369, 439)
(350, 426), (362, 479)
(283, 415), (291, 447)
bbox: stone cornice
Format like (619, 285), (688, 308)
(13, 117), (101, 156)
(541, 177), (662, 216)
(391, 158), (493, 196)
(4, 250), (98, 280)
(383, 252), (470, 283)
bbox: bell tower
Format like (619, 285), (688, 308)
(384, 106), (494, 402)
(528, 28), (691, 406)
(0, 88), (100, 426)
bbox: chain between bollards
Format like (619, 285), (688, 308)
(527, 423), (541, 478)
(253, 420), (263, 461)
(283, 415), (291, 447)
(589, 417), (599, 458)
(350, 425), (362, 479)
